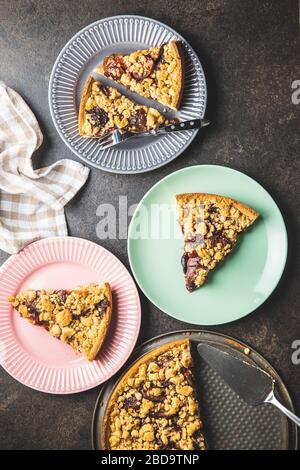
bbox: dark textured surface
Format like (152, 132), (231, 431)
(0, 0), (299, 450)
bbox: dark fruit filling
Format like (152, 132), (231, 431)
(182, 367), (194, 385)
(150, 410), (177, 419)
(181, 252), (188, 274)
(26, 303), (45, 326)
(103, 46), (165, 82)
(181, 251), (208, 292)
(141, 389), (166, 403)
(129, 55), (155, 80)
(211, 230), (231, 248)
(208, 205), (219, 214)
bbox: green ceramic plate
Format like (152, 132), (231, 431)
(128, 165), (288, 325)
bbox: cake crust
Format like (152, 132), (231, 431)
(8, 282), (112, 361)
(86, 282), (112, 361)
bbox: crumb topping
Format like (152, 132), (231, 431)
(177, 195), (258, 291)
(105, 341), (206, 450)
(8, 284), (110, 359)
(99, 42), (182, 109)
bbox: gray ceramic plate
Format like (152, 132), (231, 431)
(48, 15), (207, 173)
(92, 330), (297, 450)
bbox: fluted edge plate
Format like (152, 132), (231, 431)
(48, 15), (207, 173)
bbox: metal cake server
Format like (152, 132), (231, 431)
(197, 343), (300, 427)
(95, 118), (210, 150)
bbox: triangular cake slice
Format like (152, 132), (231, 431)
(79, 76), (170, 138)
(94, 41), (183, 110)
(176, 193), (259, 292)
(8, 283), (112, 361)
(102, 339), (206, 450)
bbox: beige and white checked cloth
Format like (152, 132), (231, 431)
(0, 81), (90, 254)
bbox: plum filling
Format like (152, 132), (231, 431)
(140, 389), (166, 403)
(25, 303), (45, 326)
(129, 56), (155, 80)
(128, 109), (147, 131)
(150, 410), (177, 419)
(182, 367), (194, 385)
(129, 46), (164, 80)
(103, 55), (126, 79)
(193, 430), (206, 450)
(57, 289), (69, 305)
(185, 233), (205, 251)
(186, 257), (202, 292)
(153, 46), (165, 69)
(104, 46), (164, 82)
(100, 85), (111, 97)
(21, 294), (109, 325)
(105, 341), (206, 450)
(86, 107), (108, 128)
(76, 297), (110, 319)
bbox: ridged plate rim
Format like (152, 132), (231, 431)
(0, 237), (141, 394)
(48, 15), (207, 174)
(127, 164), (288, 325)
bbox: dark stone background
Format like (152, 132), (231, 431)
(0, 0), (299, 449)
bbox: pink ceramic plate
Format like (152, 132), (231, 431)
(0, 237), (141, 394)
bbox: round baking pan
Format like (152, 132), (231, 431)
(92, 330), (297, 450)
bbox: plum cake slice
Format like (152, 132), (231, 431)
(176, 193), (259, 292)
(8, 283), (112, 361)
(79, 76), (169, 138)
(94, 41), (184, 110)
(102, 339), (206, 450)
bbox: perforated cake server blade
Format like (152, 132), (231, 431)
(197, 344), (300, 427)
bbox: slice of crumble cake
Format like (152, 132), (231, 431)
(102, 339), (206, 450)
(78, 76), (169, 137)
(94, 41), (184, 110)
(8, 283), (112, 361)
(176, 193), (259, 291)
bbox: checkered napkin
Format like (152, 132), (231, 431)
(0, 82), (90, 254)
